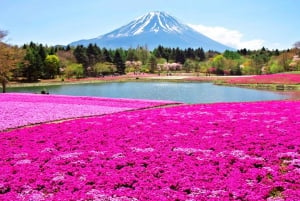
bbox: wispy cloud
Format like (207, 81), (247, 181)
(188, 24), (264, 50)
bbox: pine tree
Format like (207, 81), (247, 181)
(102, 48), (112, 63)
(113, 49), (125, 74)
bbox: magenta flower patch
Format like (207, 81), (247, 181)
(226, 73), (300, 85)
(0, 100), (299, 200)
(0, 93), (179, 131)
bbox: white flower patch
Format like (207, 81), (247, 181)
(174, 132), (188, 137)
(52, 173), (65, 182)
(13, 153), (28, 159)
(277, 152), (299, 159)
(131, 147), (154, 153)
(111, 153), (125, 159)
(55, 152), (83, 160)
(89, 150), (107, 155)
(86, 189), (138, 201)
(173, 147), (213, 156)
(15, 159), (31, 165)
(40, 147), (57, 153)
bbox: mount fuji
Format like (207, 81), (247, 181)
(69, 11), (234, 52)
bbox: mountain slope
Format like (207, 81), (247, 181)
(70, 11), (234, 51)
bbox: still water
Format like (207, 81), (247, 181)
(7, 82), (288, 103)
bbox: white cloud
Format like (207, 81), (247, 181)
(188, 24), (264, 50)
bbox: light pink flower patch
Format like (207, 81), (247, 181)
(0, 100), (299, 200)
(0, 93), (179, 131)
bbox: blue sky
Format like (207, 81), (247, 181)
(1, 0), (299, 50)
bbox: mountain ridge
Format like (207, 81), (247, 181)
(69, 11), (234, 52)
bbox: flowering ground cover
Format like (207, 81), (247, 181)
(226, 73), (300, 85)
(0, 100), (299, 200)
(0, 93), (178, 131)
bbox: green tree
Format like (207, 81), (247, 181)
(102, 48), (112, 63)
(153, 45), (169, 60)
(148, 55), (157, 73)
(195, 48), (205, 61)
(183, 59), (194, 73)
(74, 45), (88, 69)
(174, 48), (185, 64)
(126, 48), (138, 61)
(223, 50), (241, 60)
(93, 62), (116, 75)
(212, 54), (226, 75)
(136, 46), (150, 65)
(65, 63), (84, 78)
(113, 49), (125, 74)
(251, 54), (265, 74)
(269, 61), (284, 74)
(185, 48), (195, 60)
(87, 44), (102, 66)
(23, 45), (43, 81)
(44, 55), (60, 79)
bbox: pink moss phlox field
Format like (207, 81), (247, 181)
(1, 101), (299, 200)
(227, 73), (300, 85)
(0, 93), (178, 131)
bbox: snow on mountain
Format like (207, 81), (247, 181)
(107, 11), (187, 37)
(70, 11), (234, 51)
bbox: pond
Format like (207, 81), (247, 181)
(7, 82), (289, 103)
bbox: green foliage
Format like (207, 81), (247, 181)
(65, 63), (84, 78)
(44, 55), (60, 79)
(195, 48), (206, 61)
(73, 45), (89, 68)
(93, 62), (116, 75)
(183, 59), (194, 73)
(223, 50), (241, 60)
(113, 49), (125, 74)
(23, 45), (43, 81)
(212, 55), (225, 74)
(148, 55), (157, 73)
(270, 62), (284, 74)
(87, 44), (102, 66)
(157, 58), (167, 64)
(102, 48), (112, 63)
(136, 46), (150, 65)
(126, 48), (139, 61)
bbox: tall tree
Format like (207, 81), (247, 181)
(38, 44), (47, 78)
(195, 48), (205, 61)
(44, 55), (60, 79)
(102, 48), (112, 63)
(148, 55), (157, 73)
(23, 45), (43, 81)
(136, 46), (150, 65)
(126, 48), (138, 61)
(0, 30), (24, 92)
(174, 48), (185, 64)
(86, 43), (102, 67)
(74, 45), (88, 67)
(113, 49), (125, 74)
(73, 45), (89, 76)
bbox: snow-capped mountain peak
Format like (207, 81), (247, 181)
(105, 11), (186, 38)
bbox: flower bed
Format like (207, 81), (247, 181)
(0, 101), (299, 200)
(226, 73), (300, 85)
(0, 93), (178, 131)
